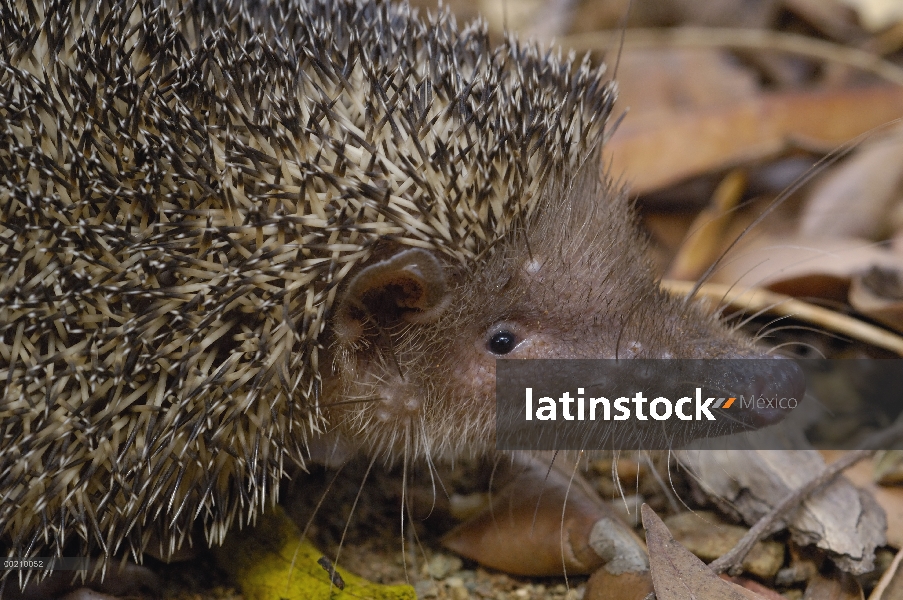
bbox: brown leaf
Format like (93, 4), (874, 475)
(614, 48), (759, 116)
(662, 0), (780, 29)
(667, 170), (747, 281)
(605, 85), (903, 194)
(837, 0), (903, 31)
(783, 0), (865, 44)
(442, 457), (648, 576)
(799, 125), (903, 240)
(642, 504), (770, 600)
(584, 569), (655, 600)
(708, 234), (903, 304)
(678, 450), (886, 575)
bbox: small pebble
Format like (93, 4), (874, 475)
(565, 588), (584, 600)
(414, 580), (439, 598)
(445, 576), (469, 600)
(422, 554), (463, 579)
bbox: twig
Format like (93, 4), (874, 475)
(559, 27), (903, 87)
(661, 280), (903, 357)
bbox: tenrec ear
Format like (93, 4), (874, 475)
(333, 249), (449, 344)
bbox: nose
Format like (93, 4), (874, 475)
(724, 356), (806, 429)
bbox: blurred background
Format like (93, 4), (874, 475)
(406, 0), (903, 355)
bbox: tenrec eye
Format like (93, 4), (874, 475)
(487, 330), (518, 355)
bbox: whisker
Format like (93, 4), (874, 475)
(644, 452), (680, 514)
(487, 454), (505, 533)
(667, 450), (700, 515)
(420, 426), (450, 520)
(560, 452), (584, 592)
(767, 340), (827, 357)
(751, 314), (795, 339)
(284, 463), (346, 596)
(403, 474), (433, 588)
(729, 304), (793, 335)
(612, 450), (630, 514)
(755, 322), (856, 352)
(329, 454), (377, 595)
(531, 451), (560, 536)
(400, 424), (412, 582)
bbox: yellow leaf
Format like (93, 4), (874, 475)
(214, 505), (416, 600)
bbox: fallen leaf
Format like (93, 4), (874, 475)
(708, 234), (903, 302)
(799, 125), (903, 241)
(678, 449), (886, 574)
(442, 456), (648, 576)
(614, 48), (759, 116)
(584, 568), (655, 600)
(605, 85), (903, 194)
(642, 504), (770, 600)
(875, 451), (903, 485)
(667, 169), (747, 281)
(213, 505), (415, 600)
(661, 0), (781, 29)
(783, 0), (866, 45)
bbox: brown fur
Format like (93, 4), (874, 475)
(324, 156), (767, 461)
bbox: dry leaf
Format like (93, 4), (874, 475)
(442, 457), (648, 576)
(606, 85), (903, 194)
(614, 48), (759, 115)
(824, 450), (903, 549)
(662, 0), (780, 28)
(642, 504), (770, 600)
(678, 449), (886, 574)
(784, 0), (866, 44)
(799, 125), (903, 241)
(584, 569), (655, 600)
(709, 234), (903, 301)
(213, 505), (416, 600)
(668, 169), (747, 281)
(850, 266), (903, 333)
